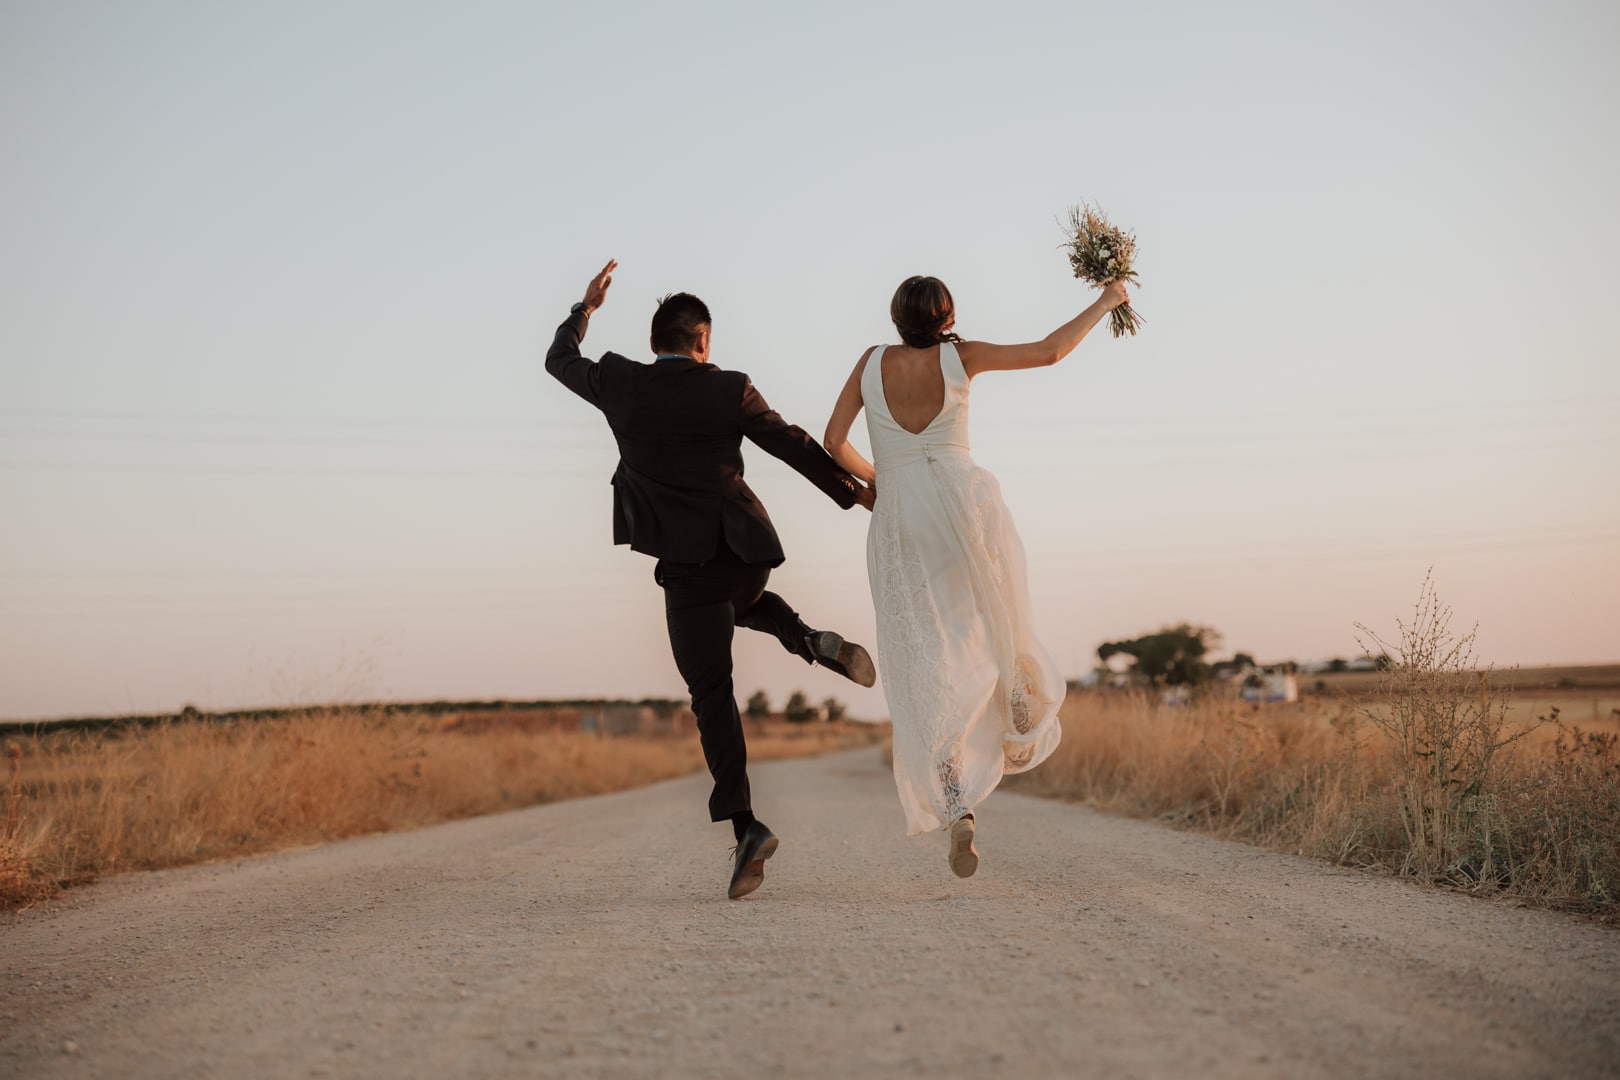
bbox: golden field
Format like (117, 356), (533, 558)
(5, 655), (1614, 918)
(1006, 669), (1619, 918)
(0, 707), (883, 908)
(1305, 662), (1620, 713)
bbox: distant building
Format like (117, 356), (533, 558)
(580, 704), (655, 734)
(576, 702), (697, 735)
(1238, 667), (1299, 704)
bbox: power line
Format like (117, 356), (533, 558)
(1030, 528), (1620, 570)
(4, 529), (1613, 614)
(0, 594), (660, 623)
(985, 417), (1617, 451)
(994, 438), (1615, 471)
(0, 428), (612, 451)
(8, 509), (1610, 572)
(1, 433), (1611, 480)
(3, 410), (1613, 452)
(0, 460), (615, 479)
(0, 407), (601, 432)
(2, 394), (1615, 434)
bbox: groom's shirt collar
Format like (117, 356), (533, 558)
(654, 354), (694, 362)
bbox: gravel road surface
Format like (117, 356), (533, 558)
(4, 747), (1617, 1079)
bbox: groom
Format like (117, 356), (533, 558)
(545, 260), (876, 900)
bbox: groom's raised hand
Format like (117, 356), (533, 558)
(583, 259), (617, 313)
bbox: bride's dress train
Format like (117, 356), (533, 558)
(863, 342), (1063, 836)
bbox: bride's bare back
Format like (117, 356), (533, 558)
(878, 344), (947, 435)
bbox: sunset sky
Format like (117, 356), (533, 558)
(3, 1), (1617, 721)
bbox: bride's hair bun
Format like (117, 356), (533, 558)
(890, 276), (963, 349)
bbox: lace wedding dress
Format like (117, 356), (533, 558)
(863, 342), (1064, 836)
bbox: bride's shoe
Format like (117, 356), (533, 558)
(948, 814), (979, 878)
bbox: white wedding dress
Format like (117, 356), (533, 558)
(863, 342), (1064, 836)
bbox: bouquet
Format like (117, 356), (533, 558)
(1065, 203), (1142, 337)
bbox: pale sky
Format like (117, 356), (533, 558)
(3, 0), (1617, 721)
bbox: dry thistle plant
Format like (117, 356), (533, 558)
(1065, 202), (1143, 337)
(1353, 572), (1536, 885)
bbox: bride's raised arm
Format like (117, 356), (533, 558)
(823, 347), (877, 486)
(958, 281), (1129, 377)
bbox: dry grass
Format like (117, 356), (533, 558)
(1006, 689), (1619, 916)
(1008, 580), (1619, 917)
(0, 708), (882, 908)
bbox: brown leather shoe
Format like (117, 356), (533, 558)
(805, 631), (876, 688)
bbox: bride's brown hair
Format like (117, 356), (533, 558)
(890, 276), (963, 350)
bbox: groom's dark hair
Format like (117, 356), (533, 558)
(650, 292), (712, 356)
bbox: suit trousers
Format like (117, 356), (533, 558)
(656, 544), (813, 822)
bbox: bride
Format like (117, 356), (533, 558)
(823, 274), (1129, 876)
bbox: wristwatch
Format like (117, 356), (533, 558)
(570, 302), (590, 316)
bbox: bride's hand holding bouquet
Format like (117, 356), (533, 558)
(1064, 203), (1143, 338)
(1098, 279), (1131, 316)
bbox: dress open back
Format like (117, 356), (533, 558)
(862, 342), (1063, 835)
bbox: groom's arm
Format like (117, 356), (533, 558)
(545, 260), (618, 409)
(544, 307), (604, 409)
(738, 377), (863, 510)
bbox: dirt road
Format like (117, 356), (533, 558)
(4, 748), (1617, 1079)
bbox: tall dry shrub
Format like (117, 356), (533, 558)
(1353, 575), (1537, 885)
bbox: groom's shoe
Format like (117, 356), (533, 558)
(728, 821), (780, 900)
(805, 630), (877, 688)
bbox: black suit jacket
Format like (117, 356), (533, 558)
(545, 309), (858, 566)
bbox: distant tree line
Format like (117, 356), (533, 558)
(4, 696), (692, 737)
(744, 690), (846, 723)
(1093, 623), (1395, 690)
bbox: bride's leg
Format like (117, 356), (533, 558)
(940, 760), (979, 879)
(936, 755), (969, 826)
(1008, 654), (1046, 735)
(1002, 655), (1052, 769)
